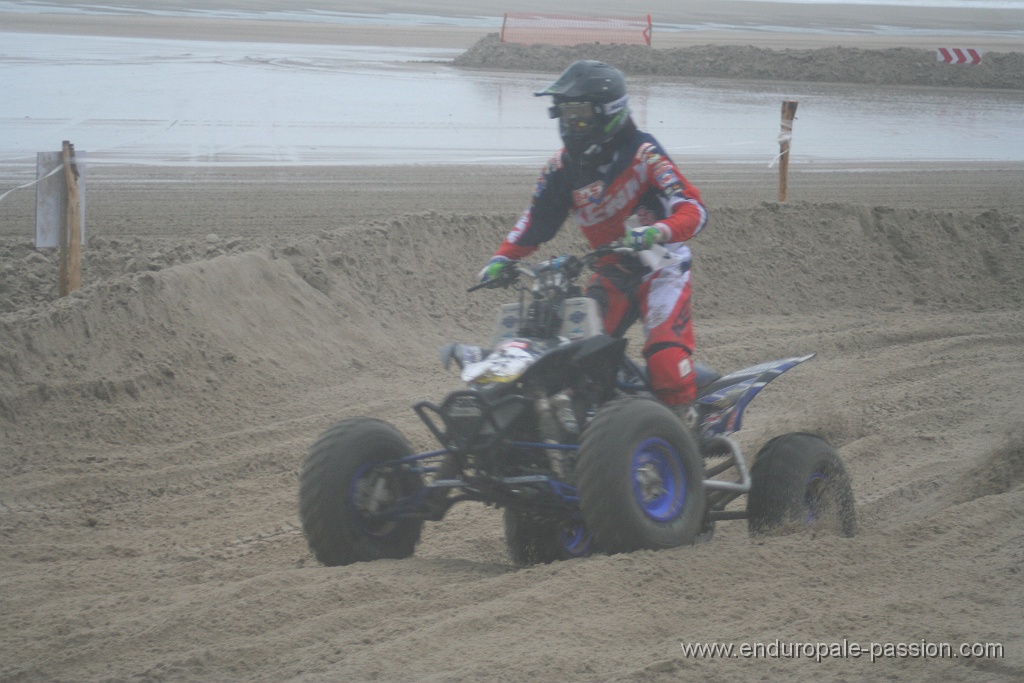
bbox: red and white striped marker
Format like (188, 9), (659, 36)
(937, 48), (983, 65)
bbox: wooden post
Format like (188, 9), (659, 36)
(777, 100), (798, 202)
(59, 140), (82, 296)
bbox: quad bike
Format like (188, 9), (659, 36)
(298, 243), (857, 567)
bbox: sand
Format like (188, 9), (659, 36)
(2, 4), (1024, 682)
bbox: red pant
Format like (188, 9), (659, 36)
(588, 263), (696, 405)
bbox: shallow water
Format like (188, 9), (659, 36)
(1, 31), (1022, 171)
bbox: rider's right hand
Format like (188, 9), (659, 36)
(477, 256), (511, 286)
(625, 224), (671, 251)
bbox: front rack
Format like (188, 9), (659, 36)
(413, 389), (533, 453)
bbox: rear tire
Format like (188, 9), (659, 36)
(503, 509), (594, 565)
(576, 398), (705, 554)
(747, 432), (857, 537)
(299, 417), (425, 566)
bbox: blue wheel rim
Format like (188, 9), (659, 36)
(556, 519), (592, 558)
(804, 472), (829, 524)
(630, 437), (687, 522)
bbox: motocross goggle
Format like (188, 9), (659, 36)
(548, 101), (599, 132)
(548, 95), (629, 131)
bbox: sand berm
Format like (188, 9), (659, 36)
(456, 33), (1024, 90)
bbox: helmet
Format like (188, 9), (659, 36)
(535, 60), (631, 163)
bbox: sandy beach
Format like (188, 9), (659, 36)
(1, 3), (1023, 682)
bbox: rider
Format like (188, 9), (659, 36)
(477, 60), (708, 413)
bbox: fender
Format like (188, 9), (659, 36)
(696, 354), (815, 440)
(519, 334), (628, 399)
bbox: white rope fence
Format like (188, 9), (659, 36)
(0, 163), (63, 205)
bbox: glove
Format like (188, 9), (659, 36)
(625, 223), (671, 251)
(477, 256), (511, 285)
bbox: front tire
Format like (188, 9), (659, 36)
(299, 417), (425, 566)
(576, 398), (705, 554)
(747, 432), (857, 537)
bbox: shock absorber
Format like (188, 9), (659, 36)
(533, 390), (578, 480)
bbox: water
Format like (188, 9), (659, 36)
(1, 32), (1022, 171)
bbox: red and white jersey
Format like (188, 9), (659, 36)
(494, 127), (707, 263)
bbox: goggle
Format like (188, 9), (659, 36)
(548, 101), (598, 131)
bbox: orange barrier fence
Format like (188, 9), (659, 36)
(500, 13), (652, 47)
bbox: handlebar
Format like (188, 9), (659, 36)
(468, 242), (640, 293)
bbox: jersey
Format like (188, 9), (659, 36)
(494, 127), (707, 262)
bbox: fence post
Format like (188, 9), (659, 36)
(59, 140), (82, 296)
(777, 100), (798, 202)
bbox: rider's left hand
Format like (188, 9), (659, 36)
(625, 224), (671, 251)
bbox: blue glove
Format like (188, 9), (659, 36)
(477, 256), (511, 284)
(625, 224), (670, 251)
